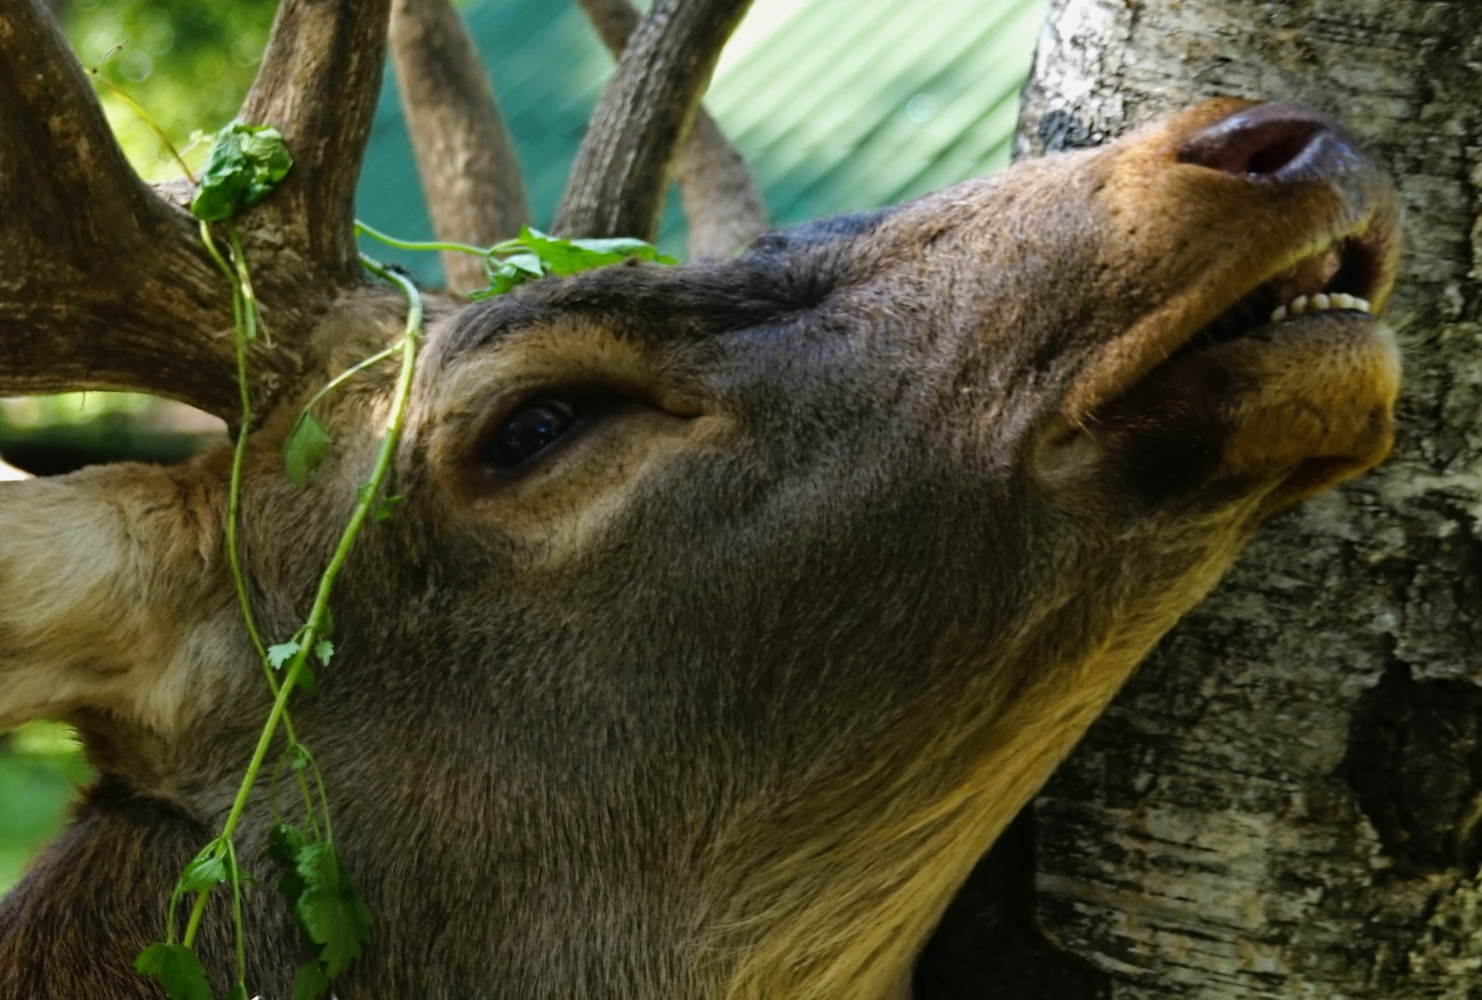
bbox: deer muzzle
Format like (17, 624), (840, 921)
(1059, 100), (1402, 506)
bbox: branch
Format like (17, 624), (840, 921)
(389, 0), (529, 290)
(238, 0), (394, 283)
(553, 0), (756, 241)
(0, 0), (301, 418)
(576, 0), (767, 258)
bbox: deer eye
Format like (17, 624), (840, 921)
(489, 398), (579, 469)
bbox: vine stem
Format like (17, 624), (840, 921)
(181, 254), (422, 950)
(355, 219), (534, 260)
(201, 222), (312, 781)
(356, 220), (488, 258)
(229, 839), (246, 987)
(298, 341), (402, 417)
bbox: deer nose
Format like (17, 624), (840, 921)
(1177, 102), (1363, 183)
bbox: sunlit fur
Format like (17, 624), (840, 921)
(0, 102), (1401, 999)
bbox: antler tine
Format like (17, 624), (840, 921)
(576, 0), (768, 258)
(0, 0), (293, 419)
(237, 0), (394, 285)
(389, 0), (530, 291)
(552, 0), (756, 242)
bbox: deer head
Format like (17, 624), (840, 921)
(0, 1), (1401, 998)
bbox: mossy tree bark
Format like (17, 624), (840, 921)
(985, 1), (1482, 996)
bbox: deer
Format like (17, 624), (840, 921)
(0, 0), (1403, 996)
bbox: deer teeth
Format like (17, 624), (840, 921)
(1270, 292), (1372, 324)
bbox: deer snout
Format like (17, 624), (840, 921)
(1036, 99), (1402, 508)
(1176, 102), (1364, 184)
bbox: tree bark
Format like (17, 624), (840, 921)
(1001, 1), (1482, 996)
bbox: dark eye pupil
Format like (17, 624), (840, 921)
(492, 399), (577, 468)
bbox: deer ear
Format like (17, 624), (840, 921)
(0, 462), (226, 736)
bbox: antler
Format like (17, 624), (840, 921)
(237, 0), (392, 285)
(388, 0), (530, 291)
(0, 0), (267, 417)
(0, 0), (399, 419)
(553, 0), (756, 242)
(576, 0), (768, 258)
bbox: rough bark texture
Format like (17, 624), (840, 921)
(553, 0), (754, 241)
(389, 0), (529, 290)
(1003, 1), (1482, 996)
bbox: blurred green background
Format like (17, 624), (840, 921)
(0, 0), (1046, 894)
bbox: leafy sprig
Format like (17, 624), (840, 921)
(355, 220), (677, 297)
(140, 125), (675, 1000)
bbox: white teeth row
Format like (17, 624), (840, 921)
(1270, 293), (1372, 323)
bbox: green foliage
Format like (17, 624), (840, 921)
(292, 961), (330, 1000)
(292, 841), (373, 977)
(269, 823), (374, 987)
(190, 124), (294, 222)
(283, 412), (332, 487)
(267, 639), (301, 671)
(65, 0), (279, 181)
(135, 943), (214, 1000)
(471, 226), (677, 299)
(0, 724), (90, 894)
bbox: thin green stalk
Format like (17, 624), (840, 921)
(303, 747), (335, 844)
(297, 341), (402, 417)
(269, 746), (323, 841)
(228, 839), (246, 987)
(203, 222), (310, 757)
(355, 220), (489, 259)
(88, 65), (196, 183)
(182, 889), (209, 948)
(181, 254), (422, 949)
(226, 226), (262, 344)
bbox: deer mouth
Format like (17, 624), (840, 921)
(1179, 228), (1389, 356)
(1076, 219), (1401, 505)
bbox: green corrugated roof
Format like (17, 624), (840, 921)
(354, 0), (1048, 286)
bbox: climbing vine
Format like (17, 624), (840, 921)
(132, 123), (673, 1000)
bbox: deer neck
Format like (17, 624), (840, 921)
(715, 532), (1247, 1000)
(0, 780), (294, 1000)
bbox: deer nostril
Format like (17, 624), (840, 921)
(1177, 103), (1357, 182)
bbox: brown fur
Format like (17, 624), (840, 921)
(0, 102), (1401, 998)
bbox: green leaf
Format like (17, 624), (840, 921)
(292, 962), (330, 1000)
(569, 236), (677, 265)
(284, 412), (333, 487)
(357, 483), (404, 522)
(269, 823), (311, 935)
(180, 841), (254, 893)
(372, 494), (403, 522)
(470, 254), (543, 298)
(268, 823), (307, 865)
(178, 852), (227, 894)
(135, 943), (214, 1000)
(286, 743), (312, 772)
(314, 640), (334, 666)
(490, 250), (544, 280)
(517, 226), (676, 275)
(227, 985), (250, 1000)
(267, 640), (301, 671)
(293, 841), (372, 978)
(293, 659), (319, 696)
(190, 122), (293, 222)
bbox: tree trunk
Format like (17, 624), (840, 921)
(999, 1), (1482, 996)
